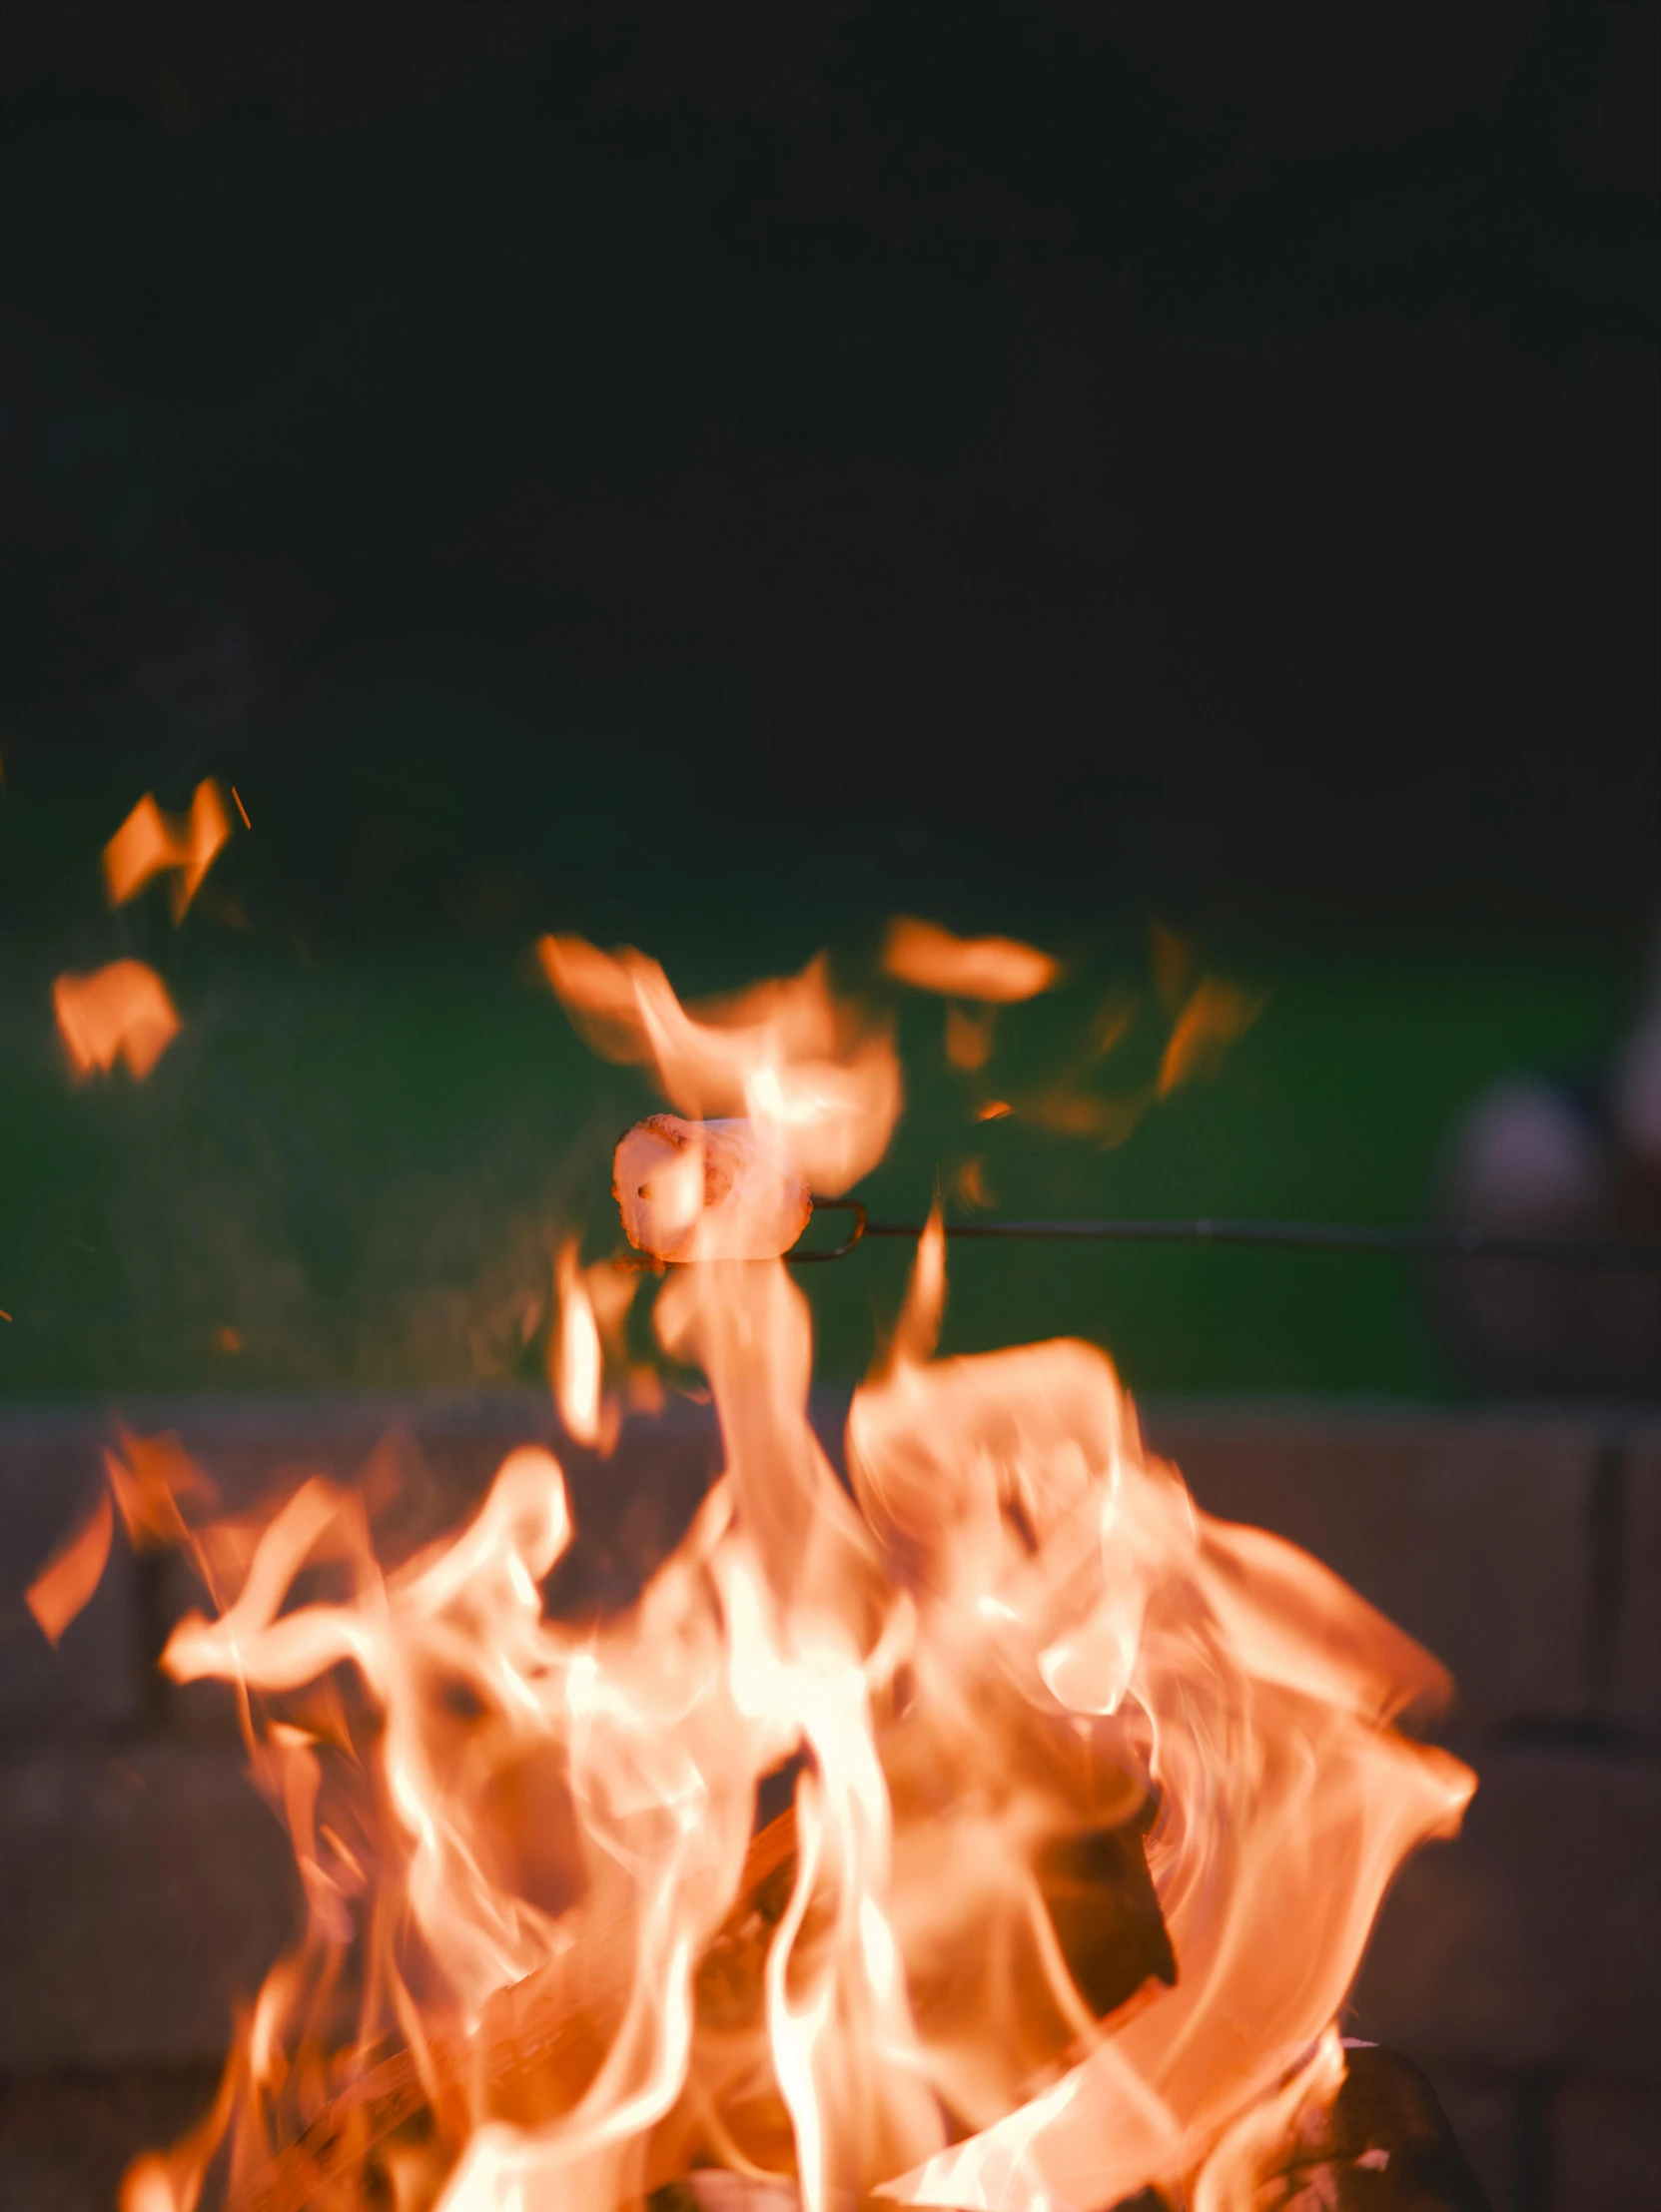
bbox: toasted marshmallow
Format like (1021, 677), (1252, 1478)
(612, 1114), (813, 1262)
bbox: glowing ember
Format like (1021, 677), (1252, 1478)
(53, 960), (182, 1079)
(61, 939), (1470, 2212)
(104, 779), (233, 920)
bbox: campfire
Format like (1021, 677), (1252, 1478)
(53, 935), (1479, 2211)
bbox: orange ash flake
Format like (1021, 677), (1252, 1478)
(1158, 977), (1263, 1098)
(25, 1491), (114, 1647)
(53, 961), (182, 1080)
(103, 778), (233, 921)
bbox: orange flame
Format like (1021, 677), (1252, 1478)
(883, 918), (1060, 1003)
(1150, 921), (1196, 1016)
(106, 1428), (218, 1550)
(1025, 1088), (1149, 1145)
(1159, 977), (1263, 1098)
(25, 1431), (220, 1650)
(849, 1229), (1468, 2208)
(1008, 969), (1258, 1148)
(53, 961), (182, 1079)
(945, 1004), (994, 1071)
(25, 1491), (114, 1646)
(537, 936), (900, 1197)
(551, 1237), (607, 1447)
(951, 1155), (993, 1209)
(112, 944), (1470, 2212)
(104, 779), (232, 920)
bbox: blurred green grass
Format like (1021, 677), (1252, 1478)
(0, 917), (1628, 1402)
(0, 664), (1638, 1401)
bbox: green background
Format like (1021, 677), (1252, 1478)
(0, 675), (1633, 1406)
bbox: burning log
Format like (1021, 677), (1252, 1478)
(614, 1114), (813, 1262)
(1271, 2042), (1492, 2211)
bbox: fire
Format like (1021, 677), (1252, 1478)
(66, 939), (1469, 2212)
(105, 1427), (220, 1550)
(945, 1004), (994, 1072)
(551, 1238), (608, 1448)
(104, 779), (233, 920)
(1158, 979), (1262, 1100)
(535, 937), (900, 1197)
(53, 959), (182, 1079)
(25, 1490), (114, 1647)
(886, 918), (1058, 1088)
(25, 1431), (219, 1654)
(882, 919), (1061, 1004)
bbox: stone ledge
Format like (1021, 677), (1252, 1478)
(1610, 1437), (1661, 1747)
(1553, 2079), (1661, 2212)
(0, 1742), (300, 2070)
(1348, 1747), (1661, 2085)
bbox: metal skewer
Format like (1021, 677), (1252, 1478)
(789, 1201), (1661, 1269)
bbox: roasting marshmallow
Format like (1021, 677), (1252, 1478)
(612, 1114), (813, 1262)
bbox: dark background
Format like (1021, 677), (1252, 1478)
(1, 2), (1657, 1397)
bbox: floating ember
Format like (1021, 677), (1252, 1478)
(53, 959), (182, 1079)
(880, 918), (1061, 1003)
(103, 778), (233, 920)
(95, 940), (1473, 2212)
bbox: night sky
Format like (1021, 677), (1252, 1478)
(3, 2), (1656, 947)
